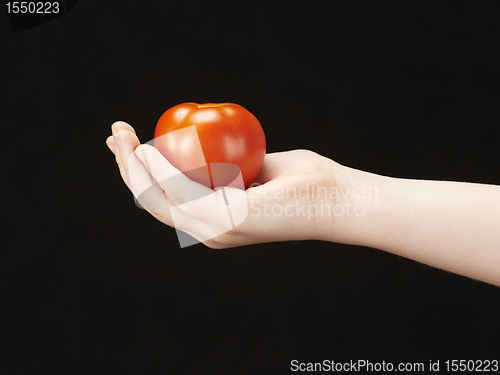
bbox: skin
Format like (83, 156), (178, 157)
(106, 121), (500, 287)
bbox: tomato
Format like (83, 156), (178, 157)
(154, 103), (266, 189)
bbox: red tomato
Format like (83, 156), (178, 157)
(154, 102), (266, 189)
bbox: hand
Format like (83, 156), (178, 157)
(105, 122), (500, 286)
(106, 122), (349, 248)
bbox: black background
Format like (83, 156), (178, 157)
(2, 1), (500, 373)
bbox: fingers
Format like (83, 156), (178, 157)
(134, 144), (215, 207)
(108, 122), (174, 226)
(112, 123), (139, 189)
(112, 121), (137, 135)
(107, 123), (239, 244)
(134, 144), (235, 241)
(106, 135), (116, 154)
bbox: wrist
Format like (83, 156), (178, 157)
(324, 164), (392, 246)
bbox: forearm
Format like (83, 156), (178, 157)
(334, 166), (500, 286)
